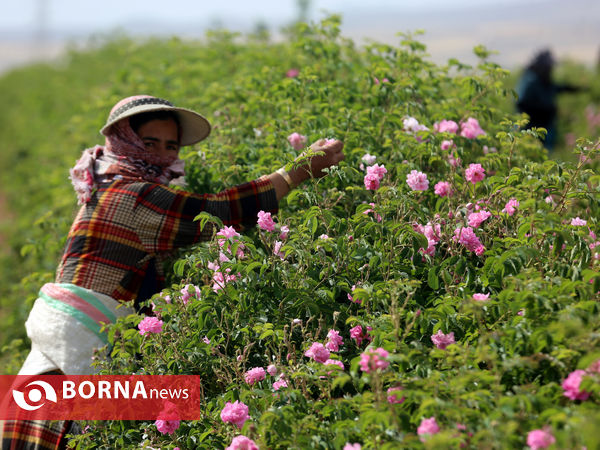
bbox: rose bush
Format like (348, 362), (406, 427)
(1, 15), (600, 449)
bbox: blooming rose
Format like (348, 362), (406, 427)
(272, 378), (288, 391)
(155, 419), (180, 435)
(350, 325), (372, 345)
(417, 417), (440, 441)
(226, 435), (259, 450)
(502, 198), (520, 216)
(180, 284), (201, 305)
(359, 347), (390, 373)
(434, 181), (452, 197)
(454, 226), (485, 255)
(440, 139), (455, 150)
(464, 163), (486, 184)
(325, 359), (345, 371)
(467, 210), (491, 228)
(286, 68), (299, 78)
(221, 401), (251, 428)
(257, 210), (276, 231)
(387, 386), (405, 404)
(571, 217), (587, 226)
(435, 119), (459, 134)
(347, 284), (361, 304)
(363, 202), (382, 222)
(431, 330), (455, 350)
(406, 170), (429, 191)
(448, 153), (462, 167)
(362, 153), (377, 165)
(526, 429), (556, 449)
(343, 444), (362, 450)
(217, 225), (241, 247)
(244, 367), (266, 385)
(325, 329), (344, 352)
(279, 225), (289, 240)
(366, 163), (387, 181)
(460, 117), (486, 139)
(267, 364), (278, 376)
(472, 293), (490, 301)
(562, 369), (591, 401)
(304, 342), (330, 363)
(287, 132), (307, 150)
(414, 222), (441, 256)
(138, 317), (163, 336)
(364, 173), (380, 190)
(273, 241), (285, 260)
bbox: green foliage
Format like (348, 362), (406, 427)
(1, 15), (600, 450)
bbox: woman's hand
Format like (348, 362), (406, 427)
(302, 138), (345, 178)
(268, 138), (345, 201)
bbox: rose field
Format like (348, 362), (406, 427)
(1, 16), (600, 449)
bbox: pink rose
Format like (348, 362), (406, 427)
(526, 429), (556, 449)
(562, 369), (591, 401)
(571, 217), (587, 226)
(448, 153), (462, 167)
(279, 225), (290, 240)
(138, 316), (163, 336)
(460, 117), (486, 139)
(273, 378), (288, 391)
(472, 293), (489, 301)
(287, 132), (307, 150)
(244, 367), (266, 385)
(435, 120), (459, 134)
(467, 210), (491, 228)
(324, 359), (345, 371)
(267, 364), (278, 376)
(502, 198), (520, 216)
(325, 329), (344, 352)
(286, 68), (299, 78)
(155, 419), (180, 435)
(454, 226), (485, 254)
(347, 284), (361, 304)
(417, 417), (440, 441)
(414, 222), (441, 257)
(440, 139), (455, 151)
(431, 329), (455, 350)
(226, 435), (259, 450)
(180, 284), (201, 305)
(406, 170), (429, 191)
(387, 386), (405, 404)
(364, 172), (380, 190)
(273, 240), (285, 260)
(359, 347), (390, 373)
(221, 401), (251, 428)
(343, 444), (362, 450)
(350, 325), (372, 346)
(304, 342), (330, 363)
(434, 181), (452, 197)
(464, 163), (486, 184)
(257, 210), (276, 231)
(342, 442), (362, 450)
(362, 154), (377, 166)
(366, 163), (387, 181)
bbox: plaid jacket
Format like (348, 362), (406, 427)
(56, 177), (278, 304)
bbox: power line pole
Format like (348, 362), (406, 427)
(34, 0), (49, 53)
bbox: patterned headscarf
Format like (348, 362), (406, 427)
(70, 99), (185, 205)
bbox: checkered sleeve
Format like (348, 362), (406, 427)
(133, 177), (278, 253)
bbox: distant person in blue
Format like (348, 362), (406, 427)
(516, 49), (580, 151)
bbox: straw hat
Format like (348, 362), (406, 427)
(100, 95), (211, 146)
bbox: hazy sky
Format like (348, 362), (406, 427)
(1, 0), (598, 72)
(1, 0), (542, 32)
